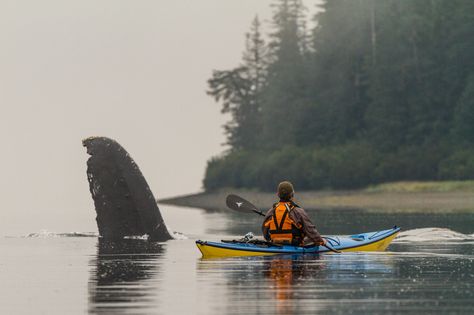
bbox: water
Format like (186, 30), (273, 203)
(1, 205), (473, 314)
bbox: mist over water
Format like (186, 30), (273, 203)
(1, 1), (473, 314)
(0, 0), (288, 234)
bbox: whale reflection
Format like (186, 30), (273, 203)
(88, 239), (165, 314)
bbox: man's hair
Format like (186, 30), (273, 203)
(277, 181), (294, 201)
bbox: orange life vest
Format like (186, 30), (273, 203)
(264, 202), (303, 245)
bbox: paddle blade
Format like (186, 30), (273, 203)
(226, 194), (264, 216)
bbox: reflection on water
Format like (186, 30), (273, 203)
(263, 256), (325, 315)
(197, 253), (397, 315)
(197, 247), (473, 315)
(84, 205), (473, 315)
(88, 239), (165, 314)
(4, 205), (470, 314)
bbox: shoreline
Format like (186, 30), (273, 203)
(159, 181), (474, 212)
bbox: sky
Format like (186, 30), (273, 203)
(0, 0), (320, 234)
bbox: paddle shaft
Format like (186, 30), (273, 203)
(322, 243), (341, 254)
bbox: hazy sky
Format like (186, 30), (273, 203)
(0, 0), (319, 234)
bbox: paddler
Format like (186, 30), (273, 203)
(262, 181), (326, 247)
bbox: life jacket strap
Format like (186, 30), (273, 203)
(278, 208), (288, 231)
(268, 229), (293, 234)
(272, 213), (279, 232)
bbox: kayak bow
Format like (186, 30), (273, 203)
(196, 226), (400, 258)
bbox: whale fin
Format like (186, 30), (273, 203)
(83, 136), (172, 241)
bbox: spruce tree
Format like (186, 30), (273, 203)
(207, 16), (267, 150)
(260, 0), (308, 147)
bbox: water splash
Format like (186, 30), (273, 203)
(123, 234), (149, 240)
(25, 230), (98, 238)
(170, 230), (188, 240)
(23, 229), (188, 240)
(394, 227), (474, 243)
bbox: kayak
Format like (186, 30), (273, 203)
(196, 226), (400, 258)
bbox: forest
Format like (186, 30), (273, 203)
(204, 0), (474, 192)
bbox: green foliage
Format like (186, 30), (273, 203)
(439, 149), (474, 180)
(204, 143), (380, 192)
(452, 75), (474, 143)
(204, 0), (474, 191)
(373, 145), (447, 183)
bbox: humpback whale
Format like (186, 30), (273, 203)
(83, 136), (172, 241)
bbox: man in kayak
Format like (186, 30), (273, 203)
(262, 181), (326, 247)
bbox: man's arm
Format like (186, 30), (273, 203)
(293, 207), (325, 244)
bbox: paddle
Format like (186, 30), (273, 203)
(226, 194), (266, 216)
(225, 194), (341, 254)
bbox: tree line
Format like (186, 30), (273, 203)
(204, 0), (474, 192)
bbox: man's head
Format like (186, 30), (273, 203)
(277, 181), (294, 201)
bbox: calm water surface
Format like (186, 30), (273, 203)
(1, 205), (473, 314)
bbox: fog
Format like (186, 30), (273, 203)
(0, 0), (318, 234)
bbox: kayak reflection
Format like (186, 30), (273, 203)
(265, 255), (324, 315)
(197, 255), (326, 315)
(197, 253), (395, 315)
(88, 239), (165, 314)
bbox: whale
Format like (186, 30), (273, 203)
(83, 136), (172, 241)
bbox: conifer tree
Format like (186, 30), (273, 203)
(207, 16), (267, 150)
(204, 0), (474, 191)
(261, 0), (308, 147)
(306, 0), (372, 145)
